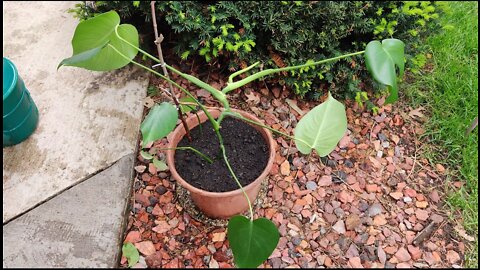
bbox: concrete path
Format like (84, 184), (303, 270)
(3, 2), (147, 267)
(3, 1), (147, 222)
(3, 154), (134, 268)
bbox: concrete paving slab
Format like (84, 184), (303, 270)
(3, 2), (147, 222)
(3, 154), (134, 268)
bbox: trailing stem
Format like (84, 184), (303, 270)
(221, 51), (365, 93)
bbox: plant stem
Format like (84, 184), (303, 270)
(157, 147), (213, 164)
(150, 1), (192, 142)
(222, 51), (365, 93)
(220, 144), (254, 221)
(224, 111), (314, 149)
(113, 26), (229, 109)
(107, 43), (221, 131)
(228, 61), (260, 83)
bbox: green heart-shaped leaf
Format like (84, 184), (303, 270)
(294, 92), (347, 156)
(140, 102), (178, 147)
(59, 11), (139, 71)
(228, 216), (279, 268)
(365, 38), (405, 104)
(153, 158), (168, 171)
(122, 242), (139, 268)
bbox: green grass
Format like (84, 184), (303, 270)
(404, 1), (478, 267)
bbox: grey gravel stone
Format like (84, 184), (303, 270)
(155, 185), (167, 195)
(368, 203), (384, 217)
(378, 133), (388, 142)
(334, 208), (345, 218)
(344, 159), (354, 168)
(306, 181), (318, 190)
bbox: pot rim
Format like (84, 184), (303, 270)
(166, 107), (276, 197)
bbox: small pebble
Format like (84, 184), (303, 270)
(134, 181), (142, 190)
(394, 146), (402, 157)
(306, 181), (318, 190)
(344, 159), (354, 168)
(377, 150), (383, 158)
(334, 208), (345, 218)
(378, 133), (388, 142)
(353, 138), (360, 144)
(149, 196), (158, 206)
(146, 206), (153, 213)
(382, 141), (390, 148)
(403, 196), (412, 203)
(359, 201), (370, 212)
(291, 236), (302, 246)
(155, 185), (167, 195)
(368, 203), (383, 217)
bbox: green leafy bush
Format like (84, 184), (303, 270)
(70, 1), (446, 99)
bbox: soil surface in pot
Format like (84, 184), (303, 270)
(175, 117), (269, 192)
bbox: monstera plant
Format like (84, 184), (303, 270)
(59, 11), (405, 268)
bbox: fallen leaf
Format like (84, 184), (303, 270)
(286, 98), (306, 116)
(409, 106), (425, 119)
(446, 250), (460, 264)
(123, 243), (140, 267)
(454, 224), (475, 242)
(144, 97), (155, 108)
(245, 91), (260, 104)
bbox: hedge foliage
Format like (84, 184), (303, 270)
(70, 1), (448, 100)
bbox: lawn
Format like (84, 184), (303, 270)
(405, 1), (478, 267)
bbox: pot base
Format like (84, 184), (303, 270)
(175, 175), (270, 226)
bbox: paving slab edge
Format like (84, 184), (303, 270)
(3, 153), (136, 226)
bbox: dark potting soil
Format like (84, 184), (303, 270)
(174, 117), (269, 193)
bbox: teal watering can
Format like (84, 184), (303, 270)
(3, 57), (39, 147)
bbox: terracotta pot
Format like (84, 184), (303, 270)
(166, 108), (276, 219)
